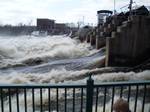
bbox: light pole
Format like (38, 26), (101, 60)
(114, 0), (116, 15)
(129, 0), (133, 15)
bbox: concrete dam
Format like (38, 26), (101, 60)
(77, 6), (150, 69)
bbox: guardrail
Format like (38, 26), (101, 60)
(0, 75), (150, 112)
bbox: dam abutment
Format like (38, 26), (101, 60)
(106, 15), (150, 66)
(82, 12), (150, 67)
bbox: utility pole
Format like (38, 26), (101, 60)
(129, 0), (133, 15)
(82, 16), (85, 26)
(114, 0), (116, 15)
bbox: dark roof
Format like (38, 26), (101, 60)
(83, 25), (91, 29)
(125, 5), (149, 16)
(37, 18), (55, 21)
(146, 6), (150, 11)
(97, 10), (113, 14)
(117, 12), (125, 16)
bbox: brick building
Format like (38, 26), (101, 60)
(37, 18), (55, 32)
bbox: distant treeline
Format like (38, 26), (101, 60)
(0, 25), (36, 36)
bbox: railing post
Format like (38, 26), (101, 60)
(86, 73), (94, 112)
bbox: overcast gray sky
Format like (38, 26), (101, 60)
(0, 0), (149, 25)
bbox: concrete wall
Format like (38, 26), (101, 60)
(83, 7), (150, 67)
(106, 15), (150, 66)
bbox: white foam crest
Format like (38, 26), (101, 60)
(0, 69), (150, 85)
(0, 35), (97, 67)
(0, 69), (88, 84)
(93, 70), (150, 82)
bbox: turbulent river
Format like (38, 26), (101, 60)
(0, 35), (150, 112)
(0, 35), (149, 84)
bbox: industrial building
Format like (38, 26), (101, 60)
(37, 18), (55, 33)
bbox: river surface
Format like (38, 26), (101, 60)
(0, 35), (150, 112)
(0, 35), (149, 84)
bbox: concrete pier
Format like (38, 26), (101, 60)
(81, 6), (150, 67)
(90, 30), (96, 46)
(86, 33), (90, 43)
(106, 15), (150, 66)
(96, 37), (106, 49)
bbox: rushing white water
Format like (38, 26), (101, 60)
(0, 35), (97, 68)
(1, 88), (149, 112)
(0, 68), (150, 84)
(0, 35), (150, 112)
(0, 35), (150, 84)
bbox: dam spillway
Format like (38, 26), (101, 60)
(80, 6), (150, 67)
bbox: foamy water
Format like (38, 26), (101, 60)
(1, 89), (150, 112)
(0, 35), (97, 68)
(0, 35), (104, 85)
(0, 35), (150, 83)
(0, 35), (150, 112)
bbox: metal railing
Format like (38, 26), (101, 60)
(0, 75), (150, 112)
